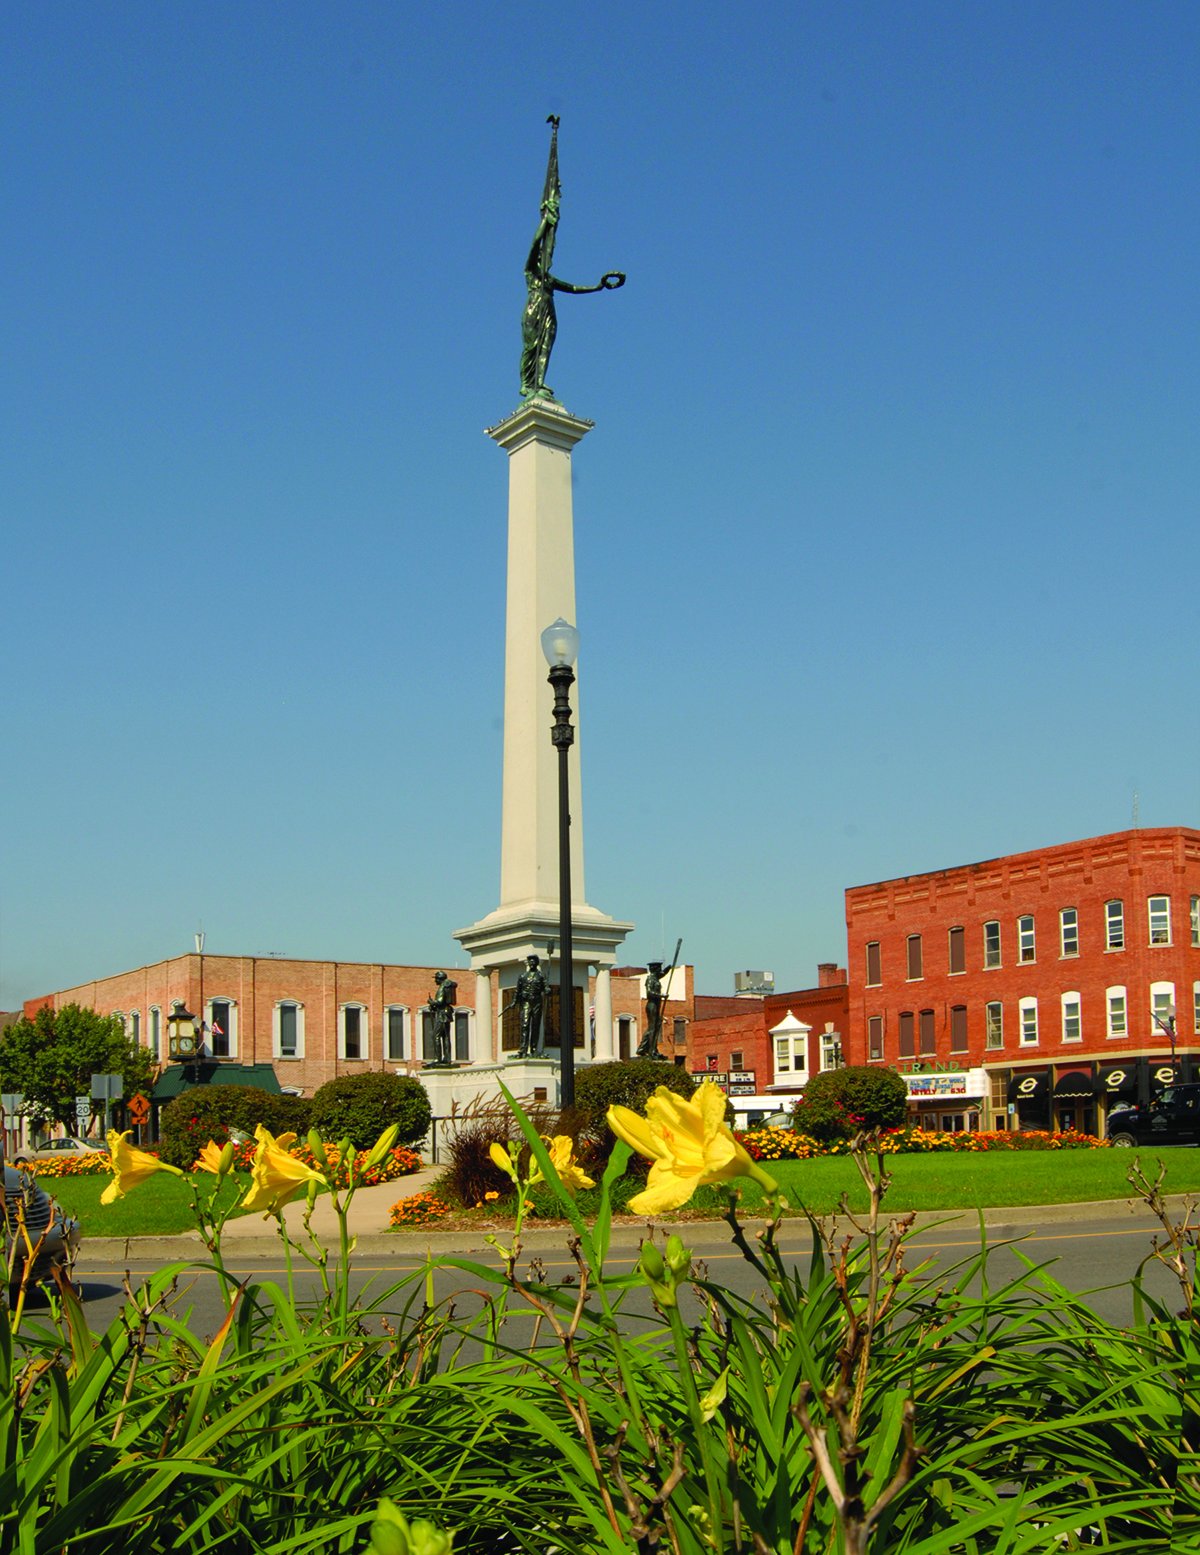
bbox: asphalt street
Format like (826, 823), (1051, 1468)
(32, 1211), (1187, 1340)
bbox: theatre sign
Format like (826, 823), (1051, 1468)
(904, 1068), (989, 1101)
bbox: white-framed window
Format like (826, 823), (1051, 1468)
(1059, 908), (1079, 958)
(1106, 986), (1127, 1038)
(985, 1001), (1003, 1049)
(730, 1049), (745, 1070)
(1193, 981), (1200, 1035)
(385, 1006), (408, 1061)
(1150, 981), (1176, 1036)
(1106, 900), (1125, 950)
(865, 942), (881, 986)
(1061, 992), (1082, 1043)
(274, 1000), (305, 1060)
(338, 1003), (368, 1061)
(149, 1006), (161, 1059)
(1018, 916), (1036, 963)
(984, 921), (1001, 968)
(1019, 996), (1039, 1045)
(1149, 895), (1171, 946)
(128, 1010), (141, 1043)
(205, 999), (238, 1058)
(820, 1028), (843, 1071)
(1191, 895), (1199, 947)
(868, 1017), (883, 1060)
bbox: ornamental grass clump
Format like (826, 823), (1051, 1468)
(1, 1081), (1196, 1551)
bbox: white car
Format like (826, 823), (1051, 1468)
(13, 1136), (106, 1167)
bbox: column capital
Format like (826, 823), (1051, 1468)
(487, 400), (594, 455)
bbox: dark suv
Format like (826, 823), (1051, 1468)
(1106, 1084), (1200, 1147)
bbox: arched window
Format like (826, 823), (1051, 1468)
(205, 999), (238, 1058)
(339, 1004), (368, 1061)
(274, 1001), (305, 1060)
(385, 1006), (408, 1062)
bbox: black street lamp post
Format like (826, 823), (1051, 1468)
(1153, 1001), (1179, 1078)
(541, 617), (580, 1108)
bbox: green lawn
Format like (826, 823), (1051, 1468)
(709, 1147), (1200, 1219)
(36, 1174), (250, 1237)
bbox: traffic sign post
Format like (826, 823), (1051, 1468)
(90, 1073), (123, 1137)
(75, 1097), (91, 1128)
(0, 1093), (23, 1163)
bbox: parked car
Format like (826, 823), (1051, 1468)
(12, 1136), (106, 1166)
(1105, 1084), (1200, 1147)
(2, 1166), (81, 1285)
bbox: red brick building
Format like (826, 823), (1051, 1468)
(845, 827), (1200, 1133)
(687, 965), (850, 1107)
(24, 954), (694, 1098)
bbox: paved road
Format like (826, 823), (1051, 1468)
(33, 1211), (1185, 1339)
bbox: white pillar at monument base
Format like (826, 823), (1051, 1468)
(593, 967), (613, 1061)
(475, 971), (494, 1063)
(456, 397), (633, 1001)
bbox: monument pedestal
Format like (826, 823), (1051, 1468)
(455, 396), (632, 1061)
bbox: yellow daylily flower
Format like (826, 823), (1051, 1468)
(538, 1135), (595, 1197)
(241, 1124), (325, 1217)
(100, 1130), (184, 1205)
(489, 1142), (518, 1182)
(607, 1083), (776, 1215)
(195, 1140), (226, 1174)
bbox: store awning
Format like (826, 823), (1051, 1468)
(1007, 1070), (1049, 1103)
(151, 1063), (281, 1101)
(1097, 1064), (1137, 1098)
(1052, 1070), (1094, 1100)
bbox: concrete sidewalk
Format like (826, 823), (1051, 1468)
(78, 1189), (1189, 1266)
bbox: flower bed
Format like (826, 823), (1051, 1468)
(190, 1139), (422, 1186)
(28, 1152), (112, 1178)
(736, 1126), (1109, 1161)
(389, 1190), (451, 1227)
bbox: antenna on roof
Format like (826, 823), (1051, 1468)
(1133, 789), (1139, 830)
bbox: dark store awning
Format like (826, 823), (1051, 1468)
(151, 1062), (281, 1101)
(1052, 1070), (1094, 1100)
(1007, 1070), (1049, 1103)
(1097, 1064), (1136, 1097)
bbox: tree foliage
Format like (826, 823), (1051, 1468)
(0, 1003), (156, 1130)
(791, 1064), (908, 1143)
(309, 1072), (432, 1151)
(158, 1086), (313, 1168)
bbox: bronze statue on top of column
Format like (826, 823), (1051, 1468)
(520, 116), (626, 403)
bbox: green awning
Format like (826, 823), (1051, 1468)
(151, 1063), (282, 1101)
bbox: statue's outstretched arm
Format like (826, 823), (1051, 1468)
(551, 271), (625, 295)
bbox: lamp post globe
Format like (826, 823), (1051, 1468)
(542, 618), (579, 1106)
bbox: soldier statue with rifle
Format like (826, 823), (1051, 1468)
(636, 939), (682, 1060)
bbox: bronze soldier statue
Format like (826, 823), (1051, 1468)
(501, 954), (551, 1058)
(636, 939), (682, 1060)
(424, 971), (458, 1068)
(520, 116), (625, 402)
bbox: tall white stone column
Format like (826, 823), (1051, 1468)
(475, 970), (494, 1062)
(456, 398), (633, 1030)
(593, 967), (613, 1061)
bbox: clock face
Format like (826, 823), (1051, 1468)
(179, 1036), (195, 1054)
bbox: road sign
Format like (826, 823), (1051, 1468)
(90, 1073), (123, 1102)
(75, 1097), (91, 1123)
(1, 1093), (23, 1114)
(128, 1093), (150, 1125)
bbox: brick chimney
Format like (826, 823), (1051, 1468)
(817, 963), (847, 987)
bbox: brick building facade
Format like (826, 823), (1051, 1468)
(687, 965), (850, 1102)
(845, 827), (1200, 1133)
(24, 954), (695, 1098)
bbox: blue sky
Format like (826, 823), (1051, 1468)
(3, 2), (1198, 1007)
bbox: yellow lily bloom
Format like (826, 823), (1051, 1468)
(538, 1135), (595, 1197)
(489, 1142), (518, 1182)
(194, 1140), (226, 1174)
(241, 1124), (325, 1216)
(607, 1083), (775, 1216)
(101, 1130), (184, 1205)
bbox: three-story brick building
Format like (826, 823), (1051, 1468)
(845, 827), (1200, 1133)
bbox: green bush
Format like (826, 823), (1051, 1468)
(309, 1072), (431, 1152)
(574, 1060), (696, 1121)
(791, 1065), (908, 1143)
(159, 1086), (307, 1168)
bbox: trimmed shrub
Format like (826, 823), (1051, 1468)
(159, 1086), (300, 1168)
(791, 1065), (908, 1144)
(309, 1072), (431, 1152)
(574, 1060), (696, 1121)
